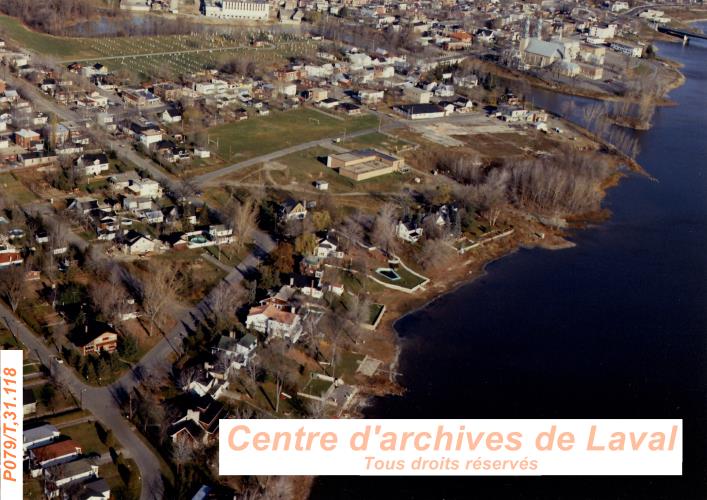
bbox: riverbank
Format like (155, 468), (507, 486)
(337, 19), (693, 420)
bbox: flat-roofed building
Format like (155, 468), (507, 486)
(203, 0), (270, 20)
(327, 148), (404, 181)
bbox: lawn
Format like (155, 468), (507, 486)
(336, 352), (365, 383)
(0, 328), (19, 348)
(0, 173), (37, 204)
(373, 264), (428, 290)
(0, 15), (93, 58)
(100, 458), (141, 500)
(206, 109), (377, 164)
(61, 421), (109, 456)
(366, 303), (385, 325)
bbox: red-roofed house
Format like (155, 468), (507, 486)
(30, 440), (82, 476)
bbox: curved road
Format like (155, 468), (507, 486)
(3, 230), (273, 499)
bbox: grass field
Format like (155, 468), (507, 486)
(207, 109), (378, 163)
(0, 15), (92, 57)
(0, 172), (37, 204)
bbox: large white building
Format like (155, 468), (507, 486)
(203, 0), (270, 20)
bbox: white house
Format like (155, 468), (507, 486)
(123, 231), (157, 255)
(23, 425), (60, 452)
(77, 153), (110, 176)
(246, 294), (302, 341)
(396, 220), (424, 243)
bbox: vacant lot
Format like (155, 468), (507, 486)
(0, 172), (36, 204)
(207, 109), (378, 163)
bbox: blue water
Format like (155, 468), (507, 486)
(311, 29), (707, 500)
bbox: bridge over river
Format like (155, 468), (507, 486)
(658, 25), (707, 42)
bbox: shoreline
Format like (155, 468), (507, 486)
(345, 37), (691, 418)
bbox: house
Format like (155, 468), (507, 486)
(168, 396), (225, 444)
(77, 331), (118, 356)
(209, 224), (234, 245)
(337, 103), (362, 116)
(23, 425), (60, 452)
(18, 152), (57, 168)
(280, 199), (308, 221)
(211, 333), (257, 372)
(302, 87), (326, 103)
(109, 170), (141, 191)
(315, 233), (344, 259)
(68, 196), (101, 215)
(127, 178), (163, 198)
(123, 196), (152, 212)
(317, 97), (340, 109)
(394, 103), (445, 120)
(314, 179), (329, 191)
(161, 108), (183, 124)
(14, 128), (41, 149)
(123, 230), (157, 255)
(44, 458), (99, 495)
(327, 148), (404, 181)
(246, 292), (302, 341)
(357, 89), (385, 105)
(396, 220), (424, 243)
(0, 245), (23, 267)
(122, 88), (161, 107)
(403, 86), (432, 104)
(23, 388), (36, 417)
(140, 128), (163, 148)
(30, 440), (82, 474)
(77, 478), (111, 500)
(77, 153), (110, 176)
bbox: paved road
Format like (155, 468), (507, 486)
(4, 74), (175, 191)
(2, 230), (273, 498)
(0, 303), (164, 500)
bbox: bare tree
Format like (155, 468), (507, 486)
(371, 204), (398, 256)
(90, 272), (131, 326)
(208, 280), (245, 330)
(171, 437), (196, 475)
(0, 265), (26, 312)
(229, 198), (259, 251)
(141, 265), (182, 335)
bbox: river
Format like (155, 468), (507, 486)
(310, 26), (707, 500)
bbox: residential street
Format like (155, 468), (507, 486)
(1, 303), (164, 500)
(1, 229), (273, 499)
